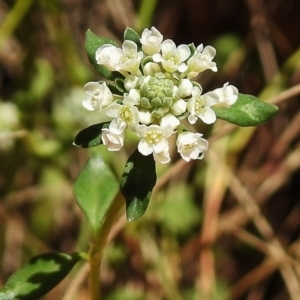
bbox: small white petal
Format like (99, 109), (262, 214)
(138, 139), (153, 155)
(153, 138), (168, 153)
(153, 146), (171, 164)
(109, 118), (127, 135)
(171, 99), (187, 116)
(198, 107), (216, 124)
(160, 113), (180, 129)
(177, 79), (193, 98)
(138, 110), (153, 125)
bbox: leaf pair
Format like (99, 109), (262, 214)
(73, 149), (156, 234)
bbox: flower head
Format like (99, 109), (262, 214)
(80, 26), (239, 163)
(177, 132), (208, 162)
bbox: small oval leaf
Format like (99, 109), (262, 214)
(0, 252), (82, 300)
(214, 93), (279, 126)
(73, 152), (119, 233)
(120, 149), (157, 221)
(123, 27), (141, 46)
(73, 122), (109, 148)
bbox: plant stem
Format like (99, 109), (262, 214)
(135, 0), (158, 32)
(0, 0), (34, 47)
(88, 192), (124, 300)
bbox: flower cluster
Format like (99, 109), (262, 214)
(82, 27), (238, 163)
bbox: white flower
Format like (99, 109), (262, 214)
(82, 81), (114, 111)
(136, 124), (173, 157)
(160, 113), (180, 129)
(187, 45), (217, 79)
(187, 86), (218, 124)
(176, 131), (208, 162)
(140, 26), (163, 55)
(213, 82), (238, 106)
(153, 39), (191, 73)
(153, 145), (171, 164)
(117, 40), (144, 74)
(96, 41), (143, 75)
(106, 103), (139, 134)
(95, 44), (122, 71)
(102, 128), (124, 151)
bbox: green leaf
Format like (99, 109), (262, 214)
(73, 152), (119, 233)
(73, 122), (109, 148)
(85, 29), (121, 80)
(120, 149), (157, 221)
(0, 252), (82, 300)
(214, 93), (279, 126)
(123, 27), (141, 46)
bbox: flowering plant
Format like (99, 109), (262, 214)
(74, 26), (278, 222)
(0, 26), (278, 300)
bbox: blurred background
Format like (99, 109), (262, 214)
(1, 0), (300, 299)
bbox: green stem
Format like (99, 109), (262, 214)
(0, 0), (34, 47)
(135, 0), (158, 32)
(88, 192), (124, 300)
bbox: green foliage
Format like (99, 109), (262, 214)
(73, 152), (119, 234)
(0, 252), (83, 300)
(120, 149), (157, 221)
(157, 183), (201, 235)
(123, 27), (141, 47)
(73, 122), (110, 148)
(214, 93), (279, 126)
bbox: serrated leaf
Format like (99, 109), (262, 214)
(123, 27), (141, 46)
(0, 252), (82, 300)
(214, 93), (279, 126)
(73, 122), (109, 148)
(120, 149), (156, 221)
(73, 152), (119, 233)
(85, 29), (121, 80)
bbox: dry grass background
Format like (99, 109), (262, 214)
(0, 0), (300, 299)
